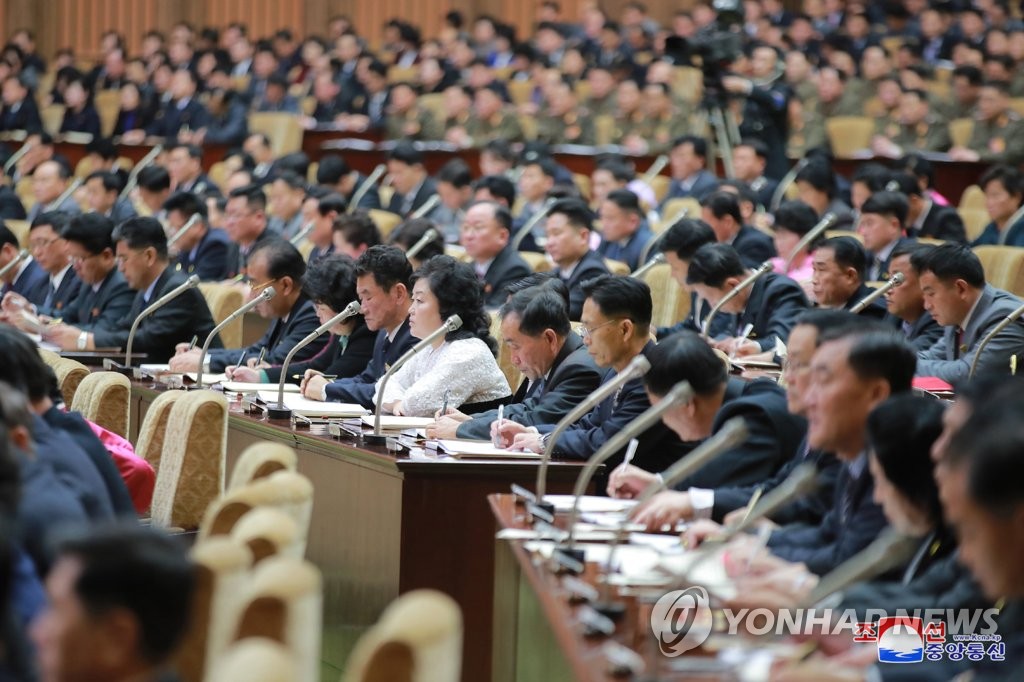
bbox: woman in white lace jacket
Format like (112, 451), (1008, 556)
(377, 255), (511, 416)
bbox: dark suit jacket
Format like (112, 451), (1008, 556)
(346, 173), (382, 211)
(0, 185), (26, 220)
(16, 450), (89, 575)
(482, 245), (532, 308)
(660, 170), (719, 208)
(672, 378), (808, 490)
(538, 342), (691, 481)
(325, 318), (416, 407)
(914, 203), (967, 243)
(733, 272), (810, 352)
(768, 454), (889, 575)
(598, 222), (654, 272)
(386, 177), (438, 217)
(731, 225), (777, 269)
(176, 227), (231, 281)
(106, 198), (138, 225)
(0, 98), (42, 133)
(59, 105), (101, 137)
(457, 333), (602, 439)
(203, 100), (249, 146)
(224, 228), (281, 280)
(867, 237), (915, 281)
(549, 250), (611, 321)
(178, 173), (220, 198)
(3, 259), (48, 300)
(208, 293), (326, 372)
(28, 267), (82, 315)
(711, 439), (839, 526)
(972, 218), (1024, 248)
(842, 282), (889, 319)
(62, 267), (134, 333)
(885, 311), (944, 353)
(92, 266), (221, 363)
(263, 318), (376, 383)
(42, 406), (135, 517)
(750, 176), (779, 210)
(657, 291), (735, 340)
(31, 414), (115, 522)
(145, 97), (212, 139)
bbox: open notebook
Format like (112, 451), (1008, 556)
(255, 392), (367, 418)
(429, 439), (541, 459)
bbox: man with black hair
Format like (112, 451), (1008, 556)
(589, 159), (633, 209)
(135, 166), (171, 218)
(459, 201), (531, 308)
(331, 212), (381, 260)
(856, 190), (915, 281)
(914, 243), (1024, 381)
(135, 69), (210, 141)
(223, 184), (281, 279)
(433, 159), (474, 243)
(514, 156), (558, 252)
(28, 160), (81, 221)
(701, 191), (777, 268)
(811, 236), (888, 318)
(686, 243), (809, 356)
(596, 188), (652, 271)
(21, 212), (81, 315)
(543, 198), (609, 320)
(385, 142), (437, 217)
(795, 159), (855, 230)
(166, 143), (218, 197)
(731, 139), (778, 209)
(171, 240), (324, 377)
(0, 223), (46, 300)
(472, 175), (516, 209)
(466, 82), (525, 145)
(653, 217), (731, 340)
(316, 154), (381, 211)
(165, 191), (229, 281)
(951, 79), (1024, 165)
(660, 135), (718, 207)
(304, 193), (343, 263)
(83, 170), (136, 224)
(0, 75), (42, 133)
(435, 284), (602, 440)
(883, 241), (943, 353)
(721, 44), (791, 179)
(307, 245), (416, 406)
(886, 171), (966, 243)
(30, 525), (195, 682)
(65, 216), (220, 362)
(497, 275), (688, 479)
(266, 170), (307, 240)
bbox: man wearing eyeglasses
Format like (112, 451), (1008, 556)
(222, 184), (282, 281)
(57, 216), (220, 363)
(169, 240), (325, 379)
(1, 211), (80, 317)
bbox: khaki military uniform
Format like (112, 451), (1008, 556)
(465, 109), (524, 145)
(787, 108), (828, 159)
(385, 108), (442, 140)
(637, 112), (692, 155)
(966, 112), (1024, 164)
(880, 117), (952, 153)
(586, 93), (617, 118)
(818, 93), (864, 118)
(535, 110), (596, 146)
(611, 110), (646, 145)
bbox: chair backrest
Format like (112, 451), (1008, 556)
(958, 207), (990, 243)
(40, 104), (65, 136)
(228, 442), (298, 491)
(199, 470), (314, 553)
(824, 117), (874, 158)
(342, 589), (463, 682)
(149, 390), (229, 530)
(5, 218), (29, 247)
(603, 258), (630, 276)
(69, 371), (131, 438)
(231, 507), (303, 563)
(208, 160), (231, 190)
(199, 282), (245, 348)
(958, 184), (986, 211)
(367, 209), (402, 239)
(94, 90), (120, 137)
(177, 537), (253, 682)
(973, 245), (1024, 297)
(209, 638), (298, 682)
(573, 173), (591, 202)
(15, 178), (34, 212)
(134, 389), (188, 476)
(507, 80), (532, 107)
(248, 113), (303, 156)
(638, 262), (692, 330)
(593, 115), (615, 146)
(648, 175), (670, 205)
(52, 358), (90, 407)
(234, 556), (323, 682)
(518, 251), (551, 272)
(949, 118), (974, 148)
(489, 310), (522, 392)
(659, 197), (702, 229)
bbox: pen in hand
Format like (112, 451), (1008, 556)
(492, 404), (505, 448)
(440, 388), (451, 417)
(187, 334), (198, 351)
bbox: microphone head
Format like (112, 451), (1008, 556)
(260, 286), (277, 301)
(344, 300), (362, 316)
(628, 355), (652, 376)
(17, 248), (28, 260)
(891, 272), (906, 285)
(445, 314), (463, 331)
(186, 274), (200, 287)
(822, 212), (838, 228)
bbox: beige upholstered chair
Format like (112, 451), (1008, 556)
(94, 90), (120, 137)
(958, 208), (990, 243)
(228, 442), (298, 491)
(659, 197), (702, 229)
(949, 118), (974, 148)
(519, 251), (551, 272)
(134, 390), (188, 477)
(248, 112), (303, 155)
(959, 184), (986, 211)
(208, 638), (298, 682)
(52, 358), (89, 406)
(489, 310), (522, 392)
(343, 589), (463, 682)
(40, 104), (65, 136)
(231, 507), (303, 563)
(5, 218), (29, 247)
(824, 116), (874, 157)
(69, 371), (131, 438)
(367, 209), (402, 238)
(638, 262), (692, 330)
(149, 390), (229, 530)
(176, 537), (253, 682)
(604, 258), (630, 276)
(199, 471), (314, 555)
(974, 245), (1024, 297)
(233, 556), (323, 682)
(198, 283), (244, 348)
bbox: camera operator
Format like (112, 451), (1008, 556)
(721, 44), (791, 181)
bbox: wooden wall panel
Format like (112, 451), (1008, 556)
(203, 0), (304, 42)
(52, 0), (160, 59)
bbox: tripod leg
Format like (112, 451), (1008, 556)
(707, 106), (735, 178)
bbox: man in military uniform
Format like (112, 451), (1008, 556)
(535, 80), (595, 146)
(636, 82), (693, 155)
(942, 64), (983, 121)
(722, 45), (791, 180)
(870, 87), (951, 158)
(950, 80), (1024, 165)
(815, 66), (864, 118)
(383, 82), (441, 141)
(441, 84), (474, 148)
(465, 83), (524, 146)
(584, 65), (618, 118)
(612, 79), (647, 150)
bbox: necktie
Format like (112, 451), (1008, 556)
(43, 283), (55, 309)
(954, 327), (965, 360)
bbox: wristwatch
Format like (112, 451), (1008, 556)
(77, 331), (88, 350)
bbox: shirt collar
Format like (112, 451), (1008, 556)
(50, 263), (72, 291)
(142, 275), (161, 303)
(960, 288), (985, 332)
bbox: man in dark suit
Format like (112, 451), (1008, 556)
(892, 171), (967, 243)
(0, 169), (26, 220)
(857, 191), (916, 281)
(170, 241), (325, 376)
(83, 170), (136, 224)
(659, 135), (719, 209)
(135, 68), (210, 141)
(39, 214), (135, 348)
(223, 185), (282, 280)
(0, 74), (42, 133)
(914, 244), (1024, 382)
(166, 143), (219, 198)
(609, 331), (807, 496)
(883, 242), (944, 353)
(596, 188), (654, 272)
(436, 284), (602, 440)
(316, 155), (381, 211)
(307, 245), (417, 407)
(543, 199), (610, 321)
(702, 191), (776, 268)
(686, 243), (809, 356)
(26, 160), (82, 222)
(84, 217), (221, 363)
(460, 201), (531, 308)
(385, 142), (438, 218)
(22, 211), (81, 315)
(497, 277), (691, 485)
(811, 236), (888, 319)
(0, 221), (46, 299)
(164, 191), (229, 281)
(732, 139), (779, 209)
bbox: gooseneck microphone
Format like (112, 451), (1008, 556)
(701, 261), (773, 339)
(850, 272), (905, 314)
(969, 300), (1024, 379)
(194, 286), (276, 387)
(125, 274), (200, 367)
